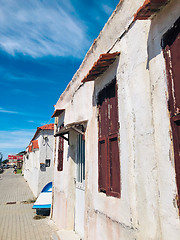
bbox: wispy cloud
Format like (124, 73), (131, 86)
(0, 129), (34, 148)
(0, 107), (47, 119)
(11, 89), (36, 97)
(0, 129), (35, 158)
(0, 107), (18, 114)
(102, 4), (114, 15)
(0, 0), (90, 58)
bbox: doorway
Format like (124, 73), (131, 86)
(75, 134), (85, 237)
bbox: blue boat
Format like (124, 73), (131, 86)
(33, 182), (52, 209)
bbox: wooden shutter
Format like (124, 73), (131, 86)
(107, 135), (120, 197)
(98, 78), (120, 197)
(98, 138), (107, 192)
(163, 17), (180, 209)
(105, 80), (119, 136)
(98, 88), (108, 138)
(57, 124), (64, 171)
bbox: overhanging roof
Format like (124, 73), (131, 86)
(51, 109), (65, 118)
(54, 120), (87, 141)
(134, 0), (169, 20)
(32, 140), (39, 149)
(81, 52), (120, 83)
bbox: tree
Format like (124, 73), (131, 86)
(0, 152), (3, 163)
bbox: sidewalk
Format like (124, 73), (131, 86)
(0, 169), (59, 240)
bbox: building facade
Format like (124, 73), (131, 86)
(52, 0), (180, 239)
(24, 124), (54, 197)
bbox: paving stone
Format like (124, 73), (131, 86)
(0, 169), (59, 240)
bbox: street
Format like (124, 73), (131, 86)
(0, 169), (59, 240)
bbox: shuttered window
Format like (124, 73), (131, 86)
(98, 79), (120, 198)
(57, 125), (64, 171)
(163, 17), (180, 210)
(77, 134), (85, 184)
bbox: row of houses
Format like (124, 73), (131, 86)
(23, 0), (180, 239)
(24, 124), (54, 197)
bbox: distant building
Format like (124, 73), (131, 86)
(51, 1), (180, 240)
(8, 154), (23, 166)
(23, 124), (54, 197)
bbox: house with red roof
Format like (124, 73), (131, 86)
(23, 123), (54, 197)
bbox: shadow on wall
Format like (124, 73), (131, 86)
(146, 14), (180, 70)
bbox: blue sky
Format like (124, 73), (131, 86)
(0, 0), (120, 160)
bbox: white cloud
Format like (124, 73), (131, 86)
(102, 4), (114, 15)
(0, 107), (18, 114)
(0, 129), (35, 159)
(0, 130), (34, 148)
(0, 0), (90, 58)
(0, 107), (47, 119)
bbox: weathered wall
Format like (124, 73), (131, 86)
(38, 130), (54, 193)
(53, 113), (76, 230)
(23, 129), (54, 197)
(52, 0), (180, 239)
(147, 0), (180, 239)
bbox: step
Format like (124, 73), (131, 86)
(57, 230), (82, 240)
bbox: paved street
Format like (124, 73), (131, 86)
(0, 169), (59, 240)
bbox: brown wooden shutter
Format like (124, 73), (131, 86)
(107, 80), (119, 135)
(163, 17), (180, 210)
(107, 135), (120, 197)
(98, 78), (120, 198)
(57, 125), (64, 171)
(98, 88), (108, 138)
(98, 138), (107, 192)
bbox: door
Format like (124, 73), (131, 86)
(75, 134), (85, 237)
(163, 17), (180, 209)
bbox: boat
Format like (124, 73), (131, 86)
(33, 182), (52, 209)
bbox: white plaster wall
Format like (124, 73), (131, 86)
(28, 148), (39, 197)
(52, 0), (180, 239)
(23, 129), (54, 197)
(38, 130), (54, 194)
(23, 148), (30, 182)
(53, 114), (76, 230)
(147, 1), (180, 239)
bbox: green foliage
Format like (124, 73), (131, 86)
(0, 152), (3, 162)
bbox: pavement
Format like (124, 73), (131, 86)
(0, 169), (59, 240)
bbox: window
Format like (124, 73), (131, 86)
(98, 79), (120, 198)
(57, 125), (64, 171)
(77, 134), (85, 185)
(163, 17), (180, 210)
(45, 159), (51, 167)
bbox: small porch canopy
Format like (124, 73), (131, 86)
(32, 140), (39, 150)
(54, 120), (87, 142)
(81, 52), (120, 83)
(51, 109), (65, 118)
(134, 0), (169, 20)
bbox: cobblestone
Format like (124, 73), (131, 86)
(0, 169), (59, 240)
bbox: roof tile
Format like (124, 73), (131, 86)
(133, 0), (169, 21)
(32, 140), (39, 149)
(82, 52), (120, 83)
(28, 145), (32, 152)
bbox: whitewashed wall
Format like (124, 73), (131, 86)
(24, 129), (54, 197)
(38, 130), (54, 194)
(52, 0), (180, 239)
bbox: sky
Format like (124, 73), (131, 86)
(0, 0), (120, 160)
